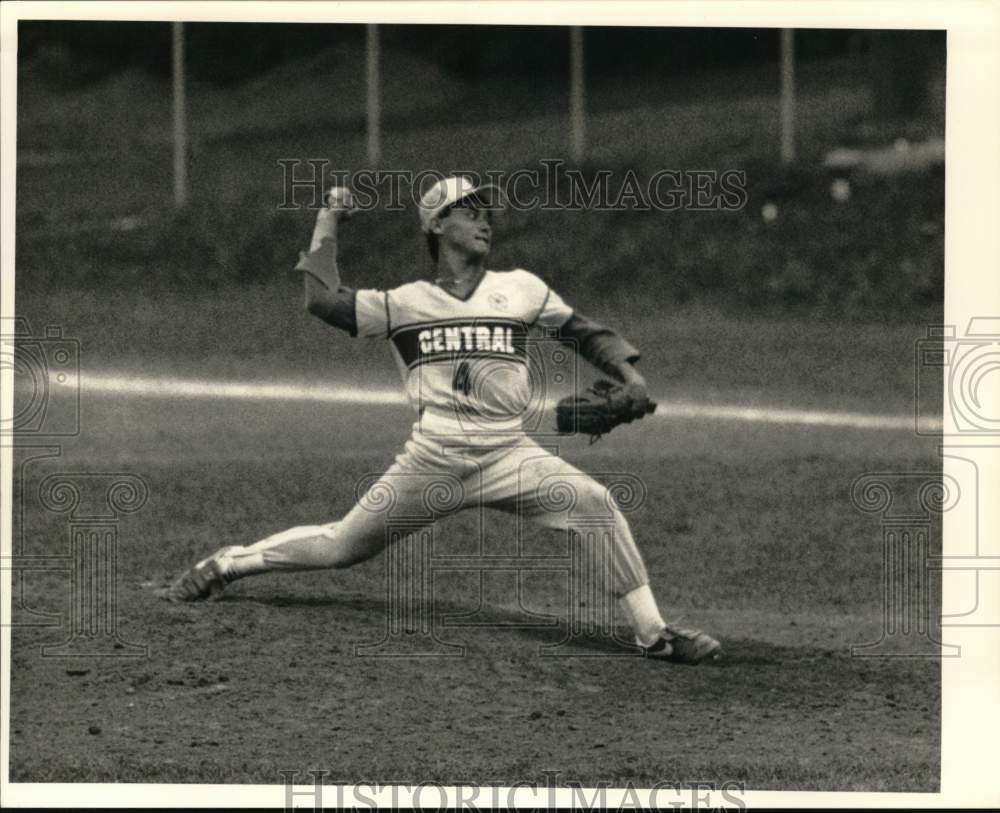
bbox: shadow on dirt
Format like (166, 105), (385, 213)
(215, 592), (823, 663)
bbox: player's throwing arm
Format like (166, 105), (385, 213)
(299, 187), (359, 329)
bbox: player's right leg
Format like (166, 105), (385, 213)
(166, 434), (463, 602)
(473, 438), (720, 664)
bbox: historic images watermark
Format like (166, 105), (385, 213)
(919, 319), (1000, 635)
(2, 318), (149, 657)
(279, 770), (747, 811)
(849, 316), (1000, 657)
(914, 318), (1000, 436)
(849, 471), (959, 657)
(276, 160), (748, 214)
(1, 317), (80, 438)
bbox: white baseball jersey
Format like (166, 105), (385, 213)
(353, 269), (573, 442)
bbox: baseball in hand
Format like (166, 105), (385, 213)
(324, 186), (356, 219)
(310, 186), (356, 250)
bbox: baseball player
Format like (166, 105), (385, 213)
(168, 177), (720, 664)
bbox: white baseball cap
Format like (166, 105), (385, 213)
(418, 176), (502, 233)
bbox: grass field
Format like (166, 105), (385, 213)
(8, 299), (942, 791)
(14, 286), (939, 415)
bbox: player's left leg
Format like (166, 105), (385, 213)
(165, 500), (419, 602)
(475, 439), (720, 664)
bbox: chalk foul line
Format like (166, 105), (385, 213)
(46, 371), (940, 432)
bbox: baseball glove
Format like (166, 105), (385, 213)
(555, 379), (657, 442)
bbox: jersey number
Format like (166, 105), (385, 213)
(452, 361), (472, 396)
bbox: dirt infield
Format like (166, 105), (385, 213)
(8, 389), (941, 791)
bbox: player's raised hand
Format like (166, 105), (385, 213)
(323, 186), (357, 220)
(310, 186), (356, 252)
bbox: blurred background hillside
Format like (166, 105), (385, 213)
(15, 24), (944, 341)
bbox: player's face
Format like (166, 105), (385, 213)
(435, 201), (493, 258)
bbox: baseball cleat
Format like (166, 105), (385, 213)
(166, 547), (236, 602)
(642, 624), (721, 665)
